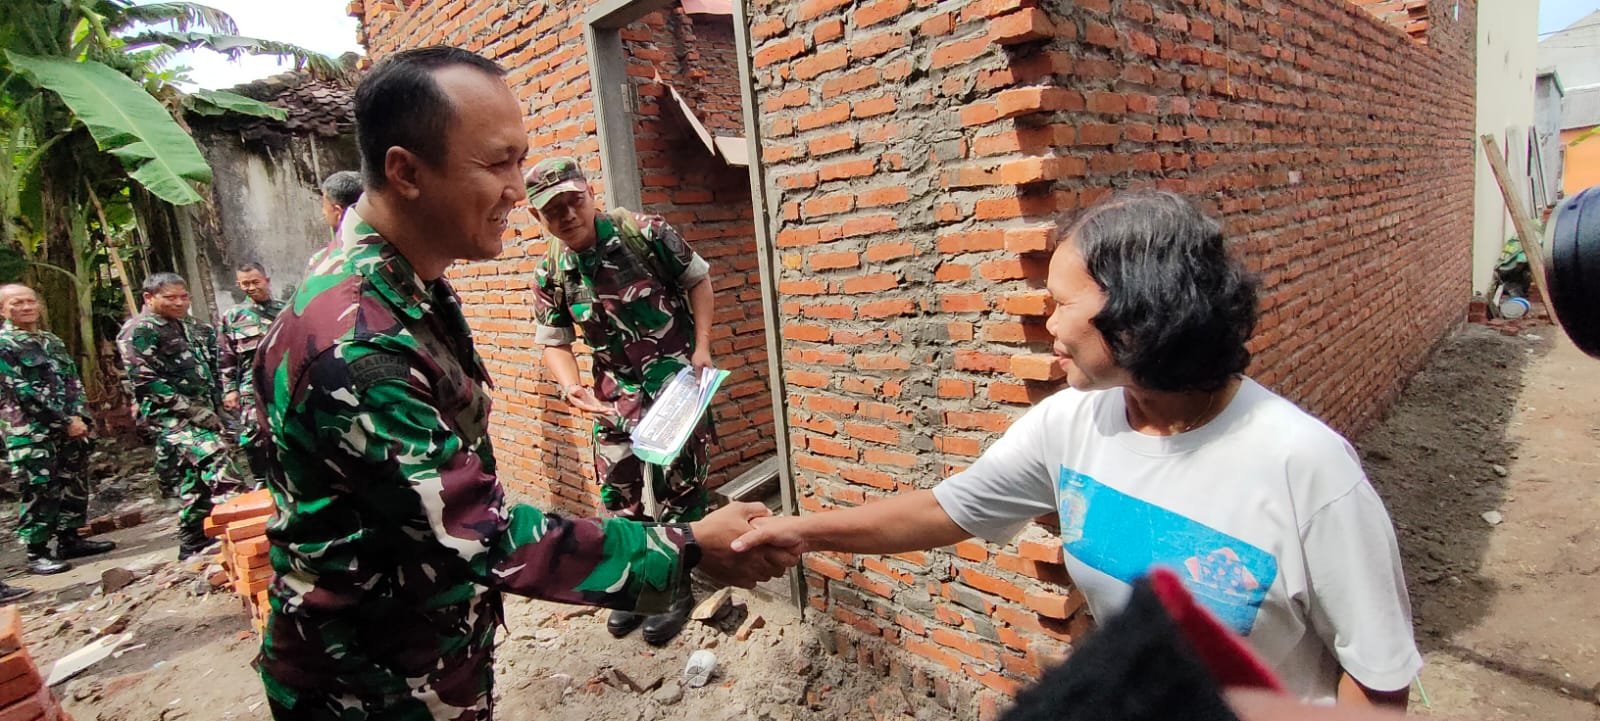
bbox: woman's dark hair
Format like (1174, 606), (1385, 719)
(1060, 190), (1258, 393)
(354, 46), (505, 189)
(320, 170), (364, 208)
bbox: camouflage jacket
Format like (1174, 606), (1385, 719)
(122, 310), (224, 431)
(531, 212), (709, 432)
(218, 298), (285, 402)
(253, 209), (694, 705)
(0, 322), (86, 450)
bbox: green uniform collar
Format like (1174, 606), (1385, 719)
(338, 208), (432, 322)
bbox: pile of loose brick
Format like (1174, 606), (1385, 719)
(203, 489), (275, 635)
(0, 606), (73, 721)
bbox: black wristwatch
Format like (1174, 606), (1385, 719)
(677, 523), (703, 571)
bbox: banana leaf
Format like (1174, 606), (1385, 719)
(183, 88), (286, 120)
(5, 52), (210, 205)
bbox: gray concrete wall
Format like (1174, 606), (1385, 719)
(190, 129), (360, 318)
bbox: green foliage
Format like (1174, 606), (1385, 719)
(0, 243), (25, 282)
(7, 51), (212, 205)
(183, 88), (287, 120)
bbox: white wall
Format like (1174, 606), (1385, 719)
(1472, 1), (1540, 293)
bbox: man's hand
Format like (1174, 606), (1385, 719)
(564, 385), (616, 417)
(222, 391), (240, 412)
(690, 347), (713, 375)
(690, 502), (802, 588)
(66, 417), (90, 439)
(730, 514), (810, 555)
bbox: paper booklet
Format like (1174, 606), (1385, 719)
(630, 366), (728, 467)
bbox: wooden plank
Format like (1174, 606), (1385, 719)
(1481, 134), (1555, 318)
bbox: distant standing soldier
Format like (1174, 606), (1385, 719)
(116, 302), (176, 500)
(0, 284), (116, 576)
(121, 273), (228, 559)
(306, 170), (364, 271)
(218, 262), (285, 487)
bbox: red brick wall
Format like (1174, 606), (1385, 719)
(353, 0), (1476, 715)
(751, 0), (1473, 713)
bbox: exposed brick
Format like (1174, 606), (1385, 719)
(1010, 353), (1065, 381)
(989, 8), (1055, 45)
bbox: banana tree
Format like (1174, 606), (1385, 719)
(0, 0), (342, 401)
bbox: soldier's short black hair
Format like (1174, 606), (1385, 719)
(1059, 190), (1258, 393)
(236, 262), (267, 276)
(354, 46), (506, 189)
(320, 170), (363, 208)
(142, 272), (186, 296)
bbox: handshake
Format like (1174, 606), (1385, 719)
(685, 502), (812, 588)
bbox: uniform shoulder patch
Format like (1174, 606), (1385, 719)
(347, 353), (414, 392)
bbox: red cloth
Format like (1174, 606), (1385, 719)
(1148, 566), (1284, 692)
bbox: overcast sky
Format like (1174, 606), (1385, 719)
(159, 1), (1595, 89)
(149, 0), (363, 90)
(1542, 0), (1600, 34)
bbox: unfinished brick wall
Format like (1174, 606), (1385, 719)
(751, 0), (1474, 713)
(628, 11), (776, 487)
(1352, 0), (1434, 41)
(350, 0), (774, 506)
(352, 0), (1476, 715)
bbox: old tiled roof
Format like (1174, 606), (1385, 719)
(189, 69), (356, 142)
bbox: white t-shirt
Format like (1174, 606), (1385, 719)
(932, 378), (1422, 703)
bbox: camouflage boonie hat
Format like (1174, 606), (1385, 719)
(526, 156), (589, 209)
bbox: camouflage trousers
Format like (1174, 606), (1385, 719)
(265, 689), (491, 721)
(8, 439), (91, 546)
(237, 398), (271, 488)
(154, 423), (228, 533)
(593, 424), (710, 523)
(154, 441), (179, 498)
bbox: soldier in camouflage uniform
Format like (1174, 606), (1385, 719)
(121, 273), (229, 560)
(116, 306), (179, 500)
(251, 47), (791, 721)
(527, 156), (720, 644)
(0, 284), (116, 577)
(305, 170), (363, 273)
(217, 262), (285, 487)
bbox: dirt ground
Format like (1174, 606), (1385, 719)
(1362, 326), (1600, 720)
(2, 323), (1598, 720)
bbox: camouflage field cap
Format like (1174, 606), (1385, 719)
(526, 156), (589, 209)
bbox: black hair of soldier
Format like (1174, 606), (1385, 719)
(320, 170), (364, 208)
(1060, 190), (1259, 394)
(353, 46), (506, 190)
(141, 272), (186, 296)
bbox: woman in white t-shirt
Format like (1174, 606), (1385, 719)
(733, 190), (1421, 709)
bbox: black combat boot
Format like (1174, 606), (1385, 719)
(57, 532), (116, 560)
(0, 582), (33, 603)
(176, 527), (218, 561)
(641, 593), (695, 646)
(607, 609), (645, 638)
(26, 544), (70, 575)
